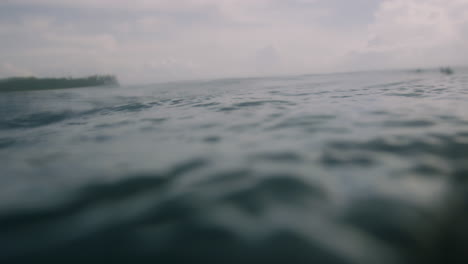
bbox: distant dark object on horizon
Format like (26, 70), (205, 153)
(0, 75), (119, 92)
(411, 67), (456, 75)
(440, 67), (454, 75)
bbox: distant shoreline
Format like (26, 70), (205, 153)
(0, 75), (119, 92)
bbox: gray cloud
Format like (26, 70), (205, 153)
(345, 0), (468, 70)
(0, 0), (466, 83)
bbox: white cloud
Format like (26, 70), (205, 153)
(1, 0), (274, 12)
(0, 0), (466, 83)
(346, 0), (468, 69)
(0, 63), (35, 78)
(0, 1), (339, 83)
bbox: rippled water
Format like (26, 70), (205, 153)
(1, 70), (468, 263)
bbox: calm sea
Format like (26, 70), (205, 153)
(1, 69), (468, 263)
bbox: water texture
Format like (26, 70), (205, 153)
(1, 70), (468, 263)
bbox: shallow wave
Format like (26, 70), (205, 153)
(1, 70), (468, 263)
(0, 102), (158, 131)
(324, 133), (468, 160)
(0, 111), (73, 129)
(0, 168), (378, 264)
(0, 138), (18, 149)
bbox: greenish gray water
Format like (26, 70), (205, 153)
(1, 70), (468, 263)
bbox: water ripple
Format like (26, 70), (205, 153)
(2, 70), (468, 263)
(0, 111), (72, 129)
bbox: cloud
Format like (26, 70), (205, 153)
(346, 0), (468, 69)
(0, 0), (466, 83)
(0, 1), (341, 83)
(0, 63), (35, 78)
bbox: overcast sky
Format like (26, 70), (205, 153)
(1, 0), (467, 83)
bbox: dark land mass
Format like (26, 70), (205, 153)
(0, 75), (119, 92)
(440, 67), (454, 75)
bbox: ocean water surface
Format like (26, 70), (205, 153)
(1, 70), (468, 263)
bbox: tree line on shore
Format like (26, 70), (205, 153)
(0, 75), (119, 92)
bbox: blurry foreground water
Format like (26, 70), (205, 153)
(1, 69), (468, 263)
